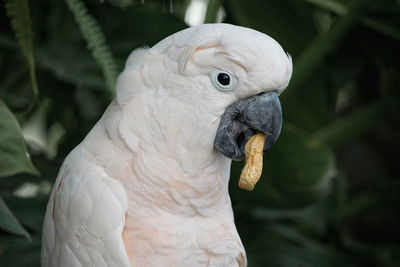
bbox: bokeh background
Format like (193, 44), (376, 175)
(0, 0), (399, 266)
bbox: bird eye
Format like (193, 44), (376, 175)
(211, 70), (235, 91)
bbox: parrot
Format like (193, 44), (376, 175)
(41, 23), (292, 267)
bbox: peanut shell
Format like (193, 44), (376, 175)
(238, 133), (266, 191)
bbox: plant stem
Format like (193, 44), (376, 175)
(281, 0), (365, 100)
(303, 0), (400, 41)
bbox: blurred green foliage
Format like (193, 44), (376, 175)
(0, 0), (399, 266)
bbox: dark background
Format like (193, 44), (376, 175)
(0, 0), (399, 266)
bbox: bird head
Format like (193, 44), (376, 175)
(116, 24), (292, 163)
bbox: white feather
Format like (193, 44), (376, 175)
(42, 23), (292, 267)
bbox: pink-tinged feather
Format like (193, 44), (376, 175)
(42, 23), (292, 267)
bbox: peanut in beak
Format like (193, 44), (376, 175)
(238, 133), (266, 191)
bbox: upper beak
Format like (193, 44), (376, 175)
(214, 91), (282, 161)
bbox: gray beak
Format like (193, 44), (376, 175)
(214, 91), (282, 161)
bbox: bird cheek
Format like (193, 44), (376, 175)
(142, 55), (166, 87)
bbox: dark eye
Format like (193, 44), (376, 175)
(212, 70), (235, 91)
(217, 73), (230, 86)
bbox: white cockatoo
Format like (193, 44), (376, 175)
(41, 23), (292, 267)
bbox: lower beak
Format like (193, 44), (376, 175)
(214, 91), (282, 161)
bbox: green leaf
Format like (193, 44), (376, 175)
(100, 4), (188, 58)
(107, 0), (134, 8)
(281, 0), (365, 99)
(5, 0), (39, 99)
(204, 0), (222, 23)
(36, 45), (106, 90)
(0, 197), (30, 240)
(0, 235), (40, 266)
(303, 0), (348, 15)
(315, 100), (385, 147)
(0, 98), (39, 177)
(0, 194), (44, 265)
(281, 72), (336, 131)
(304, 0), (400, 41)
(277, 0), (368, 131)
(64, 0), (119, 97)
(361, 16), (400, 42)
(230, 123), (336, 208)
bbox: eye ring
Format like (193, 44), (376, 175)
(211, 70), (236, 91)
